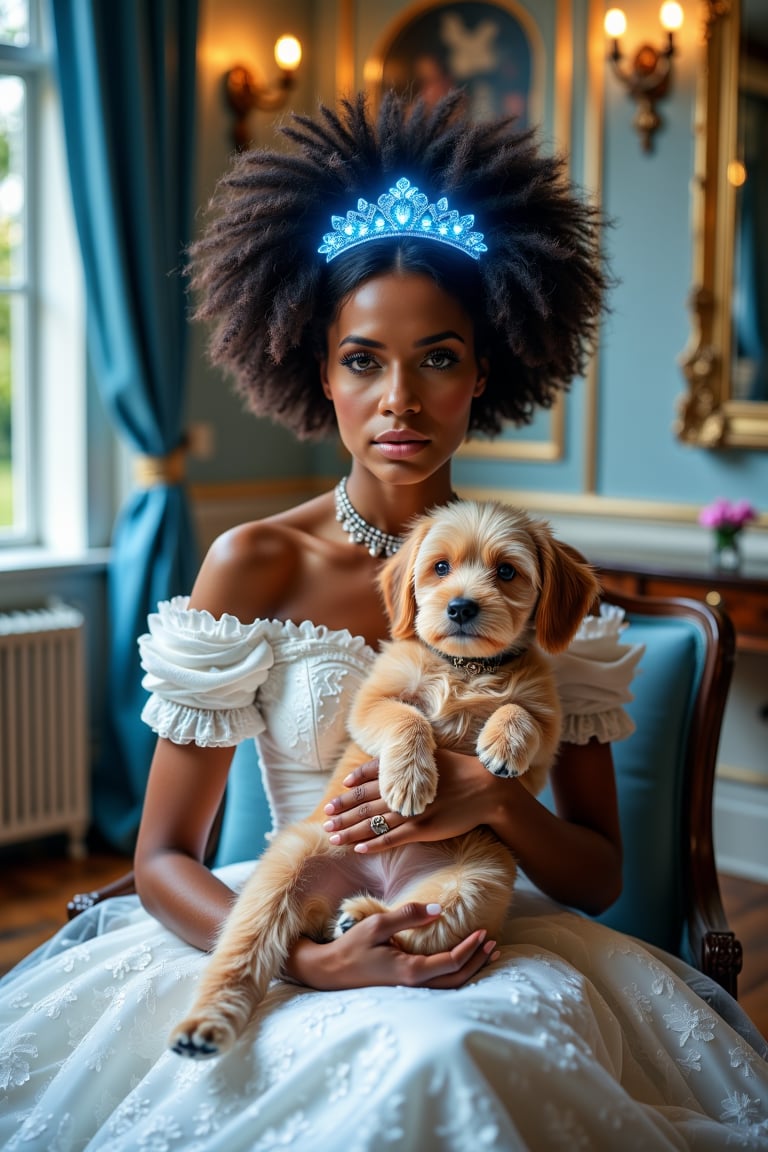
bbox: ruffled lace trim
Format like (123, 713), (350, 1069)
(144, 598), (377, 660)
(256, 616), (377, 661)
(554, 603), (644, 746)
(571, 602), (628, 642)
(138, 597), (275, 744)
(143, 594), (269, 641)
(561, 707), (636, 747)
(140, 697), (265, 748)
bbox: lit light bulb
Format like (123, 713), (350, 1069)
(274, 34), (302, 72)
(660, 2), (684, 32)
(727, 160), (747, 187)
(604, 8), (627, 38)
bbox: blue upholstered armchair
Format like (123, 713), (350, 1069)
(583, 591), (741, 996)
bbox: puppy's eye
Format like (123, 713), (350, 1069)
(497, 562), (517, 582)
(434, 560), (451, 577)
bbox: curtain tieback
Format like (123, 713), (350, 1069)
(134, 442), (187, 488)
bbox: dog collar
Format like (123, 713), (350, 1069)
(429, 647), (527, 676)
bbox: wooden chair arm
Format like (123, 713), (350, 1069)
(702, 930), (744, 998)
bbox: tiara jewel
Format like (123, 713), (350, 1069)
(318, 177), (487, 264)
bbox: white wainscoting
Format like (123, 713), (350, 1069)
(715, 779), (768, 883)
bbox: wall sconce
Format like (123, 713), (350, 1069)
(225, 34), (302, 151)
(604, 3), (684, 153)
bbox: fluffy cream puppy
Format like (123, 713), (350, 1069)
(169, 500), (600, 1059)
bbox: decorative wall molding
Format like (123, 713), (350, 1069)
(457, 485), (768, 561)
(459, 399), (565, 462)
(189, 478), (768, 556)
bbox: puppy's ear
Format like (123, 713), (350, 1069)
(532, 531), (601, 654)
(377, 517), (432, 640)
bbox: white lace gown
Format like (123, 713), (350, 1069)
(1, 600), (767, 1152)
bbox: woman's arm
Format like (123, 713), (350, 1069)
(134, 523), (287, 950)
(491, 741), (623, 914)
(134, 738), (238, 951)
(322, 739), (623, 916)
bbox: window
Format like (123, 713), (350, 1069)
(0, 0), (37, 542)
(0, 1), (104, 559)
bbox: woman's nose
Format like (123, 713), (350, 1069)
(378, 366), (421, 415)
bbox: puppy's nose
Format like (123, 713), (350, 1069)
(447, 597), (479, 625)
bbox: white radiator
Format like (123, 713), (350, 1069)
(0, 603), (89, 856)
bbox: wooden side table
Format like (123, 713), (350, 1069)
(591, 557), (768, 656)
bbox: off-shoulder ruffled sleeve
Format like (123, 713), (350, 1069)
(138, 595), (274, 748)
(552, 603), (644, 745)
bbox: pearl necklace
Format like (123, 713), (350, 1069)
(334, 478), (404, 558)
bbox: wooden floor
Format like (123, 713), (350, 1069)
(719, 872), (768, 1041)
(1, 839), (766, 1043)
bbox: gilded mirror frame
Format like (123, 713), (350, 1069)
(676, 0), (768, 449)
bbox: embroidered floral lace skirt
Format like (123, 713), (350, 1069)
(1, 868), (767, 1152)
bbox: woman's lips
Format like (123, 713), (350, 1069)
(373, 431), (430, 458)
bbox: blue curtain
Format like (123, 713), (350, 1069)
(50, 0), (200, 851)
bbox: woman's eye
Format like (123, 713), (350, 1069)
(423, 348), (459, 370)
(497, 563), (516, 582)
(435, 560), (451, 577)
(339, 352), (379, 374)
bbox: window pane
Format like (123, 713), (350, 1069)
(0, 76), (25, 282)
(0, 69), (25, 534)
(0, 0), (29, 47)
(0, 295), (12, 527)
(0, 293), (27, 533)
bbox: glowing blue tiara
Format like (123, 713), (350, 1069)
(318, 177), (487, 263)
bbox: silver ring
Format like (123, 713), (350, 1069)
(370, 814), (390, 836)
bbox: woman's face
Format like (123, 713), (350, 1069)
(320, 272), (487, 483)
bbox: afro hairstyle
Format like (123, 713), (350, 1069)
(189, 89), (610, 440)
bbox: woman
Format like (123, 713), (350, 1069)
(1, 92), (766, 1151)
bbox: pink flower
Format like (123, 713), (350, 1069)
(698, 498), (757, 532)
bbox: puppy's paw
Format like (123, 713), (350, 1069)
(373, 716), (437, 816)
(395, 916), (465, 956)
(477, 707), (539, 780)
(379, 754), (438, 817)
(168, 1015), (236, 1060)
(333, 894), (389, 937)
(477, 732), (527, 777)
(480, 752), (520, 778)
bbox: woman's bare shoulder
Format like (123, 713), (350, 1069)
(188, 493), (335, 623)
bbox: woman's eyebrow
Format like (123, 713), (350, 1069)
(414, 330), (465, 347)
(338, 335), (385, 349)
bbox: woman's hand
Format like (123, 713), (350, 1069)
(322, 741), (623, 915)
(322, 750), (504, 853)
(283, 902), (499, 991)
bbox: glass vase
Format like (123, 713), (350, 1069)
(712, 530), (742, 572)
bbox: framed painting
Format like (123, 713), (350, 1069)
(367, 1), (544, 128)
